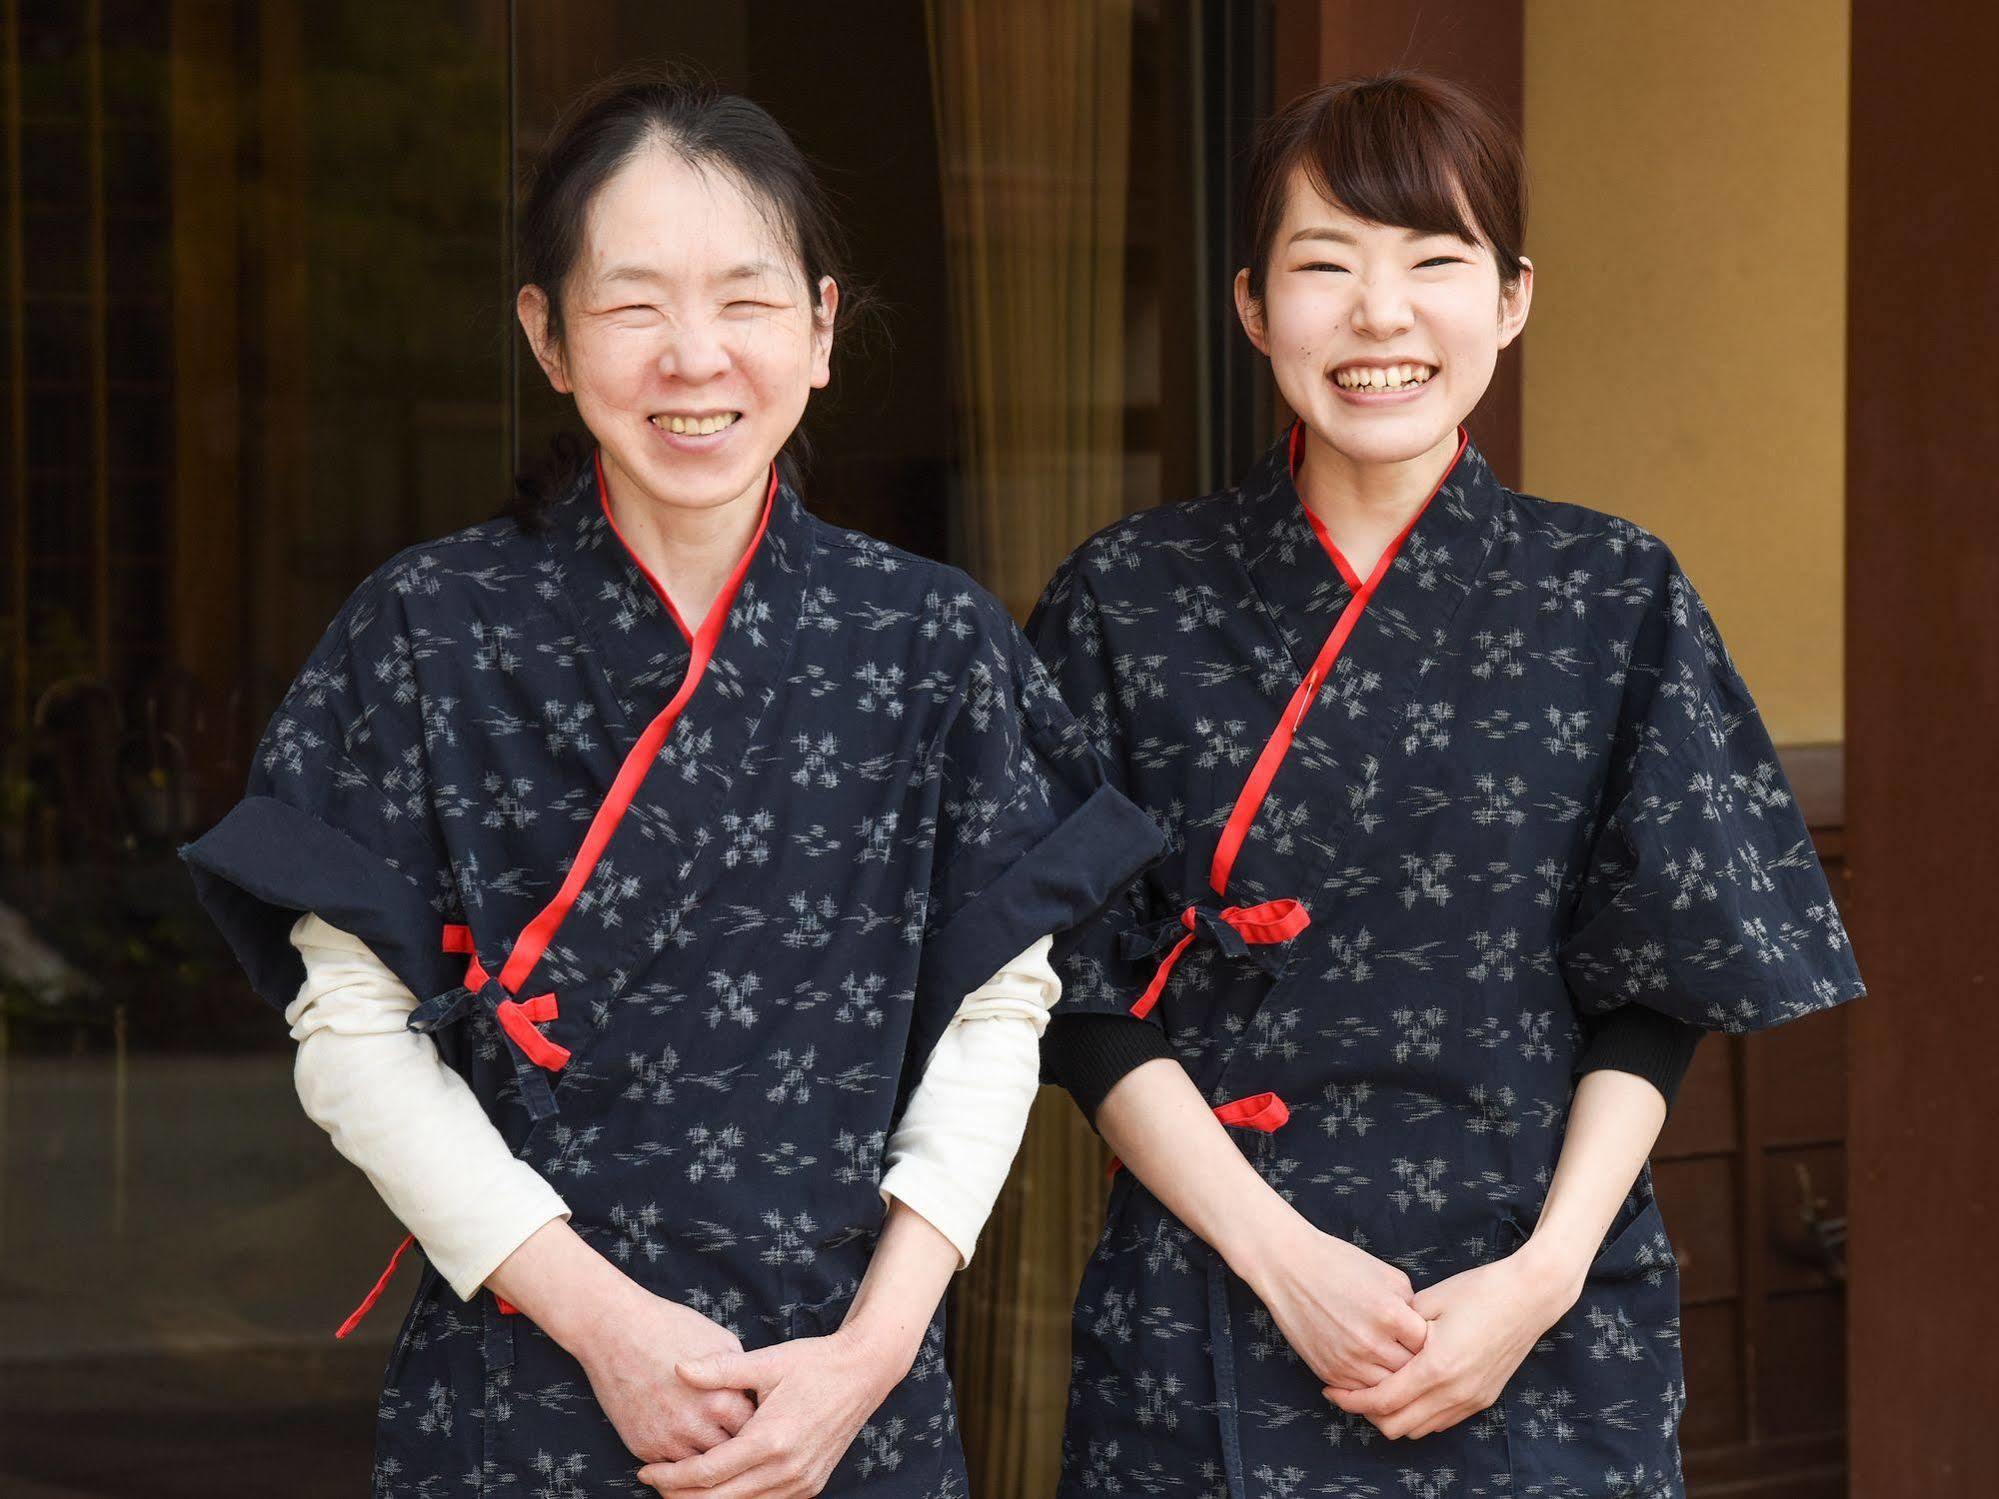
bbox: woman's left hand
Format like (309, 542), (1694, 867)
(1324, 1244), (1582, 1441)
(634, 1327), (907, 1498)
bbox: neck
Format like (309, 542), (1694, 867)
(599, 456), (769, 628)
(1296, 425), (1464, 580)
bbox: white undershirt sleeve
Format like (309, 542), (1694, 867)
(290, 917), (1058, 1293)
(876, 935), (1062, 1269)
(287, 914), (569, 1302)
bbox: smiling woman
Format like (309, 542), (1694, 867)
(178, 64), (1160, 1498)
(1030, 70), (1861, 1499)
(509, 74), (862, 549)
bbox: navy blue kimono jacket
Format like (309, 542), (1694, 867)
(1028, 428), (1864, 1499)
(184, 458), (1161, 1497)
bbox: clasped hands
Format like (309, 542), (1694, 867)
(562, 1277), (910, 1499)
(1244, 1218), (1583, 1442)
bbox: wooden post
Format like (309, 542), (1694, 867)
(1844, 1), (1999, 1492)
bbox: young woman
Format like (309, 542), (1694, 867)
(1030, 73), (1863, 1498)
(183, 71), (1158, 1497)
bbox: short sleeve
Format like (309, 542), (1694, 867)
(181, 565), (464, 1015)
(908, 590), (1163, 1097)
(1558, 563), (1865, 1034)
(1024, 552), (1169, 1025)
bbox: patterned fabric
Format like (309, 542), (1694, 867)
(1028, 429), (1864, 1499)
(184, 462), (1162, 1497)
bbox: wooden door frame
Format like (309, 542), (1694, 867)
(1843, 1), (1999, 1491)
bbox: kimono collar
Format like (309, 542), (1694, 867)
(1238, 422), (1506, 677)
(542, 453), (811, 747)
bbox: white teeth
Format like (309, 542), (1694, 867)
(1334, 364), (1434, 391)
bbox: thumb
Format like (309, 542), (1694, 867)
(1411, 1283), (1448, 1320)
(677, 1343), (786, 1393)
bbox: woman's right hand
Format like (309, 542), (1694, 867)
(486, 1220), (756, 1464)
(1092, 1059), (1429, 1389)
(570, 1282), (757, 1463)
(1240, 1218), (1429, 1389)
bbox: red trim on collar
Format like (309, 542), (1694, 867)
(336, 466), (779, 1342)
(1208, 424), (1468, 898)
(1286, 421), (1468, 592)
(501, 465), (775, 996)
(594, 452), (780, 645)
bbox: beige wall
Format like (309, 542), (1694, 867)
(1522, 1), (1848, 745)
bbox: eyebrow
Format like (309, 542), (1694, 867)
(595, 259), (784, 286)
(1285, 225), (1463, 247)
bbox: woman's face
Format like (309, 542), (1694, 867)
(520, 146), (835, 515)
(1236, 166), (1531, 471)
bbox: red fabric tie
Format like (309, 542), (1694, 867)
(334, 1232), (415, 1340)
(339, 924), (563, 1337)
(1108, 1090), (1290, 1177)
(1128, 899), (1312, 1020)
(495, 992), (570, 1070)
(1210, 1090), (1291, 1133)
(444, 923), (573, 1071)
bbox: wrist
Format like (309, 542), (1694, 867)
(1512, 1231), (1590, 1310)
(1219, 1192), (1313, 1293)
(833, 1307), (924, 1396)
(511, 1231), (640, 1360)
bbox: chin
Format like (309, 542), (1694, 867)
(629, 450), (766, 512)
(1314, 413), (1459, 468)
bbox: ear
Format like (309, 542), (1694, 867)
(1234, 267), (1269, 355)
(516, 284), (571, 394)
(1496, 256), (1533, 351)
(810, 276), (839, 390)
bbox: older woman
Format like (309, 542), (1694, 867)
(185, 69), (1157, 1497)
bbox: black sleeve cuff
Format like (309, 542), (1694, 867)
(1576, 1004), (1704, 1109)
(1042, 1012), (1176, 1129)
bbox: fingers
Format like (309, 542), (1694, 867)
(677, 1344), (786, 1395)
(1370, 1331), (1416, 1371)
(641, 1425), (771, 1490)
(1328, 1356), (1429, 1419)
(1389, 1299), (1431, 1353)
(707, 1390), (756, 1435)
(642, 1454), (817, 1499)
(1378, 1389), (1468, 1441)
(685, 1420), (733, 1453)
(1328, 1381), (1473, 1442)
(1375, 1394), (1445, 1441)
(1326, 1383), (1378, 1417)
(1324, 1358), (1393, 1389)
(648, 1435), (697, 1466)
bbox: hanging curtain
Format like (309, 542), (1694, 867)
(924, 3), (1134, 1492)
(925, 0), (1133, 620)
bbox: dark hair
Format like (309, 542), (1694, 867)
(1241, 71), (1526, 302)
(511, 64), (866, 523)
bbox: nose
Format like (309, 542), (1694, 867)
(658, 317), (731, 384)
(1349, 271), (1415, 341)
